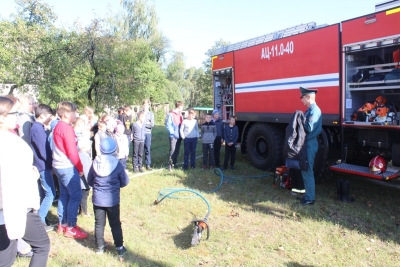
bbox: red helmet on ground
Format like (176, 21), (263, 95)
(369, 155), (387, 174)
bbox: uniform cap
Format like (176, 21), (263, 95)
(300, 87), (318, 97)
(100, 137), (117, 155)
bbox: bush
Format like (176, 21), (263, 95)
(155, 108), (166, 126)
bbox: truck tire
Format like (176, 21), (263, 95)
(246, 123), (283, 170)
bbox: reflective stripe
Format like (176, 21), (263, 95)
(235, 73), (339, 93)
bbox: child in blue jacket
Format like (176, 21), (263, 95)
(87, 138), (129, 259)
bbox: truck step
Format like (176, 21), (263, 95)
(330, 163), (399, 180)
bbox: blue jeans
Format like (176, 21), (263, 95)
(144, 133), (152, 166)
(183, 137), (197, 169)
(53, 167), (82, 227)
(38, 169), (56, 223)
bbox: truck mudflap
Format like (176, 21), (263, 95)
(330, 163), (399, 180)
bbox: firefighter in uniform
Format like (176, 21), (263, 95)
(299, 87), (322, 205)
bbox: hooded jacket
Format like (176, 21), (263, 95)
(87, 155), (129, 207)
(165, 109), (182, 139)
(283, 110), (308, 171)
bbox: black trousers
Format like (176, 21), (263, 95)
(202, 143), (215, 166)
(214, 136), (222, 167)
(132, 141), (144, 168)
(80, 189), (90, 214)
(0, 211), (50, 267)
(93, 204), (123, 248)
(223, 145), (236, 168)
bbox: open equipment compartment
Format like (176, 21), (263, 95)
(344, 45), (400, 125)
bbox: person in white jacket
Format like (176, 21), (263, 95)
(0, 96), (50, 267)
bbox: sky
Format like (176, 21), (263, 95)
(0, 0), (388, 68)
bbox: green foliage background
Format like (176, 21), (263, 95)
(0, 0), (225, 113)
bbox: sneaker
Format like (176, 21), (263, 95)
(43, 222), (54, 232)
(117, 246), (127, 258)
(146, 165), (152, 171)
(201, 165), (207, 170)
(300, 199), (315, 205)
(64, 226), (88, 239)
(139, 168), (144, 173)
(230, 166), (235, 171)
(220, 167), (227, 171)
(133, 167), (139, 173)
(173, 164), (179, 169)
(17, 250), (33, 258)
(56, 224), (66, 235)
(96, 246), (105, 255)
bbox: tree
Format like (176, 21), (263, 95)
(0, 0), (58, 95)
(120, 0), (169, 62)
(14, 0), (57, 28)
(0, 0), (179, 113)
(196, 39), (231, 107)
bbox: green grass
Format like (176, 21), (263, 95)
(14, 125), (400, 266)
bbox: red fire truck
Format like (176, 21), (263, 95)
(211, 1), (400, 181)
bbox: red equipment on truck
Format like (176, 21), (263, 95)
(211, 1), (400, 181)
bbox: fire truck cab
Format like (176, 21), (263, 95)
(211, 1), (400, 181)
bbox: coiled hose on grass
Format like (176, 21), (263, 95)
(155, 188), (211, 218)
(154, 188), (211, 245)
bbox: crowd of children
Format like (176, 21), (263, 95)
(0, 95), (157, 266)
(0, 94), (238, 266)
(166, 103), (238, 171)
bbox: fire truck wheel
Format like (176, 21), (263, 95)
(246, 123), (283, 170)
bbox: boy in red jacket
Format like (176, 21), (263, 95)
(52, 102), (88, 239)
